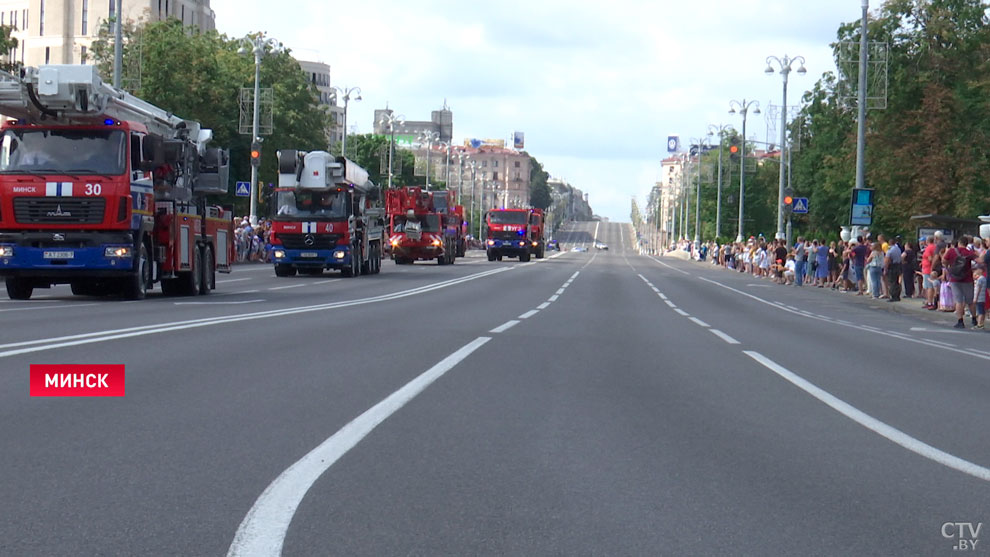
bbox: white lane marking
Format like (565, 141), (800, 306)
(234, 290), (261, 294)
(909, 327), (971, 335)
(689, 317), (710, 328)
(174, 300), (265, 305)
(674, 308), (690, 316)
(313, 279), (342, 285)
(518, 310), (539, 319)
(649, 256), (691, 275)
(267, 284), (307, 291)
(227, 337), (492, 556)
(651, 287), (660, 293)
(744, 351), (990, 482)
(638, 274), (650, 283)
(490, 320), (520, 333)
(570, 271), (580, 280)
(0, 267), (511, 358)
(747, 283), (773, 287)
(537, 302), (551, 310)
(215, 277), (253, 284)
(228, 265), (274, 272)
(659, 293), (668, 300)
(0, 303), (99, 313)
(519, 262), (536, 267)
(966, 348), (990, 357)
(664, 300), (676, 308)
(709, 329), (740, 344)
(698, 277), (990, 362)
(548, 295), (559, 302)
(555, 288), (565, 295)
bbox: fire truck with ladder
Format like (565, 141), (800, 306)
(270, 150), (385, 277)
(0, 65), (233, 300)
(386, 186), (463, 265)
(485, 207), (545, 261)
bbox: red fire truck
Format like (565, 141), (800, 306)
(485, 208), (545, 261)
(270, 151), (385, 277)
(386, 187), (460, 265)
(0, 65), (233, 300)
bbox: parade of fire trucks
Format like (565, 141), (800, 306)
(0, 65), (577, 301)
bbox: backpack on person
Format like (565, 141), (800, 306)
(948, 249), (970, 280)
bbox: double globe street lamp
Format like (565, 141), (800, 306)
(330, 86), (361, 158)
(728, 99), (760, 243)
(765, 54), (806, 242)
(378, 112), (405, 189)
(707, 123), (734, 240)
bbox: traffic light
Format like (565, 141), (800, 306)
(250, 141), (262, 167)
(728, 136), (741, 163)
(783, 187), (795, 215)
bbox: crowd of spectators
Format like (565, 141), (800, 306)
(234, 217), (272, 263)
(678, 231), (989, 330)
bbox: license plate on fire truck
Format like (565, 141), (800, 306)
(300, 252), (318, 258)
(43, 251), (74, 259)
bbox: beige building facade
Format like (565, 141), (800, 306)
(0, 0), (214, 68)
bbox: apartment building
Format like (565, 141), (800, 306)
(0, 0), (214, 68)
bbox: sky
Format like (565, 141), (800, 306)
(208, 0), (862, 222)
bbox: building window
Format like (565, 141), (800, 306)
(514, 161), (520, 168)
(82, 0), (88, 34)
(45, 47), (50, 64)
(39, 0), (44, 36)
(482, 160), (487, 167)
(81, 46), (87, 64)
(493, 171), (499, 180)
(515, 172), (520, 180)
(22, 9), (26, 30)
(2, 13), (6, 26)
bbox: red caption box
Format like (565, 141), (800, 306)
(30, 364), (126, 397)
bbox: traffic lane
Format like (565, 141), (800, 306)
(0, 257), (522, 347)
(284, 255), (982, 555)
(0, 254), (583, 555)
(634, 255), (990, 477)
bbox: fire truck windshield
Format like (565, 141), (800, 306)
(0, 129), (126, 175)
(393, 214), (441, 233)
(487, 211), (528, 225)
(276, 190), (349, 219)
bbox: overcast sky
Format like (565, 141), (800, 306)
(209, 0), (862, 222)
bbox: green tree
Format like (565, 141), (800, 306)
(0, 25), (19, 72)
(528, 155), (552, 209)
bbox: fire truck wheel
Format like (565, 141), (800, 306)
(5, 277), (33, 300)
(487, 250), (496, 262)
(160, 279), (181, 296)
(199, 247), (214, 295)
(183, 245), (202, 295)
(124, 244), (150, 300)
(274, 264), (296, 277)
(520, 252), (532, 262)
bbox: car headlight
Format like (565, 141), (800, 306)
(532, 241), (538, 247)
(273, 249), (286, 259)
(487, 239), (495, 246)
(104, 246), (131, 258)
(333, 250), (346, 259)
(390, 238), (400, 247)
(0, 245), (13, 257)
(431, 238), (442, 247)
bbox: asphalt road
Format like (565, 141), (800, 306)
(1, 220), (987, 555)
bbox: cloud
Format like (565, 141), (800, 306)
(209, 0), (857, 221)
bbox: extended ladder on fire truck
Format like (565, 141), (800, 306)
(0, 65), (231, 300)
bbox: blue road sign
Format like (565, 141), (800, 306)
(850, 188), (875, 226)
(235, 181), (251, 197)
(792, 197), (809, 214)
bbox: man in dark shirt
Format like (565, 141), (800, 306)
(774, 240), (788, 283)
(943, 235), (976, 328)
(850, 236), (869, 295)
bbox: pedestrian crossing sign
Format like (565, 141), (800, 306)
(792, 197), (809, 214)
(235, 181), (251, 197)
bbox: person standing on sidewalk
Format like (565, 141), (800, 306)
(884, 239), (902, 301)
(901, 240), (917, 299)
(793, 237), (807, 287)
(921, 236), (938, 309)
(850, 237), (869, 295)
(943, 235), (977, 329)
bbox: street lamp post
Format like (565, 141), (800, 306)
(419, 131), (439, 190)
(690, 137), (709, 247)
(765, 54), (806, 241)
(728, 99), (761, 243)
(378, 112), (405, 189)
(330, 86), (361, 158)
(707, 124), (733, 239)
(469, 161), (478, 239)
(238, 34), (283, 227)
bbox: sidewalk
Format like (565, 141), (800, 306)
(685, 258), (986, 332)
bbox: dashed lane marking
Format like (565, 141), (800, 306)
(490, 320), (520, 333)
(689, 317), (710, 328)
(709, 329), (740, 344)
(548, 295), (559, 302)
(674, 308), (690, 316)
(518, 310), (539, 319)
(664, 300), (676, 308)
(537, 302), (551, 310)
